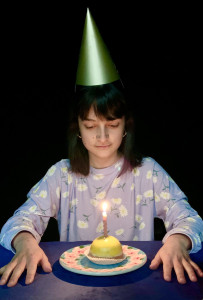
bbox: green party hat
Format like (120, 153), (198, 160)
(76, 8), (120, 86)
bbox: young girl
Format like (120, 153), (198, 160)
(0, 8), (203, 288)
(0, 82), (203, 287)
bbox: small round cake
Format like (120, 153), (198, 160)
(90, 235), (123, 258)
(86, 235), (125, 265)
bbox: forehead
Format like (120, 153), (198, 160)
(85, 106), (105, 120)
(82, 105), (122, 122)
(85, 107), (125, 122)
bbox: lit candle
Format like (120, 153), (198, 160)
(102, 202), (108, 238)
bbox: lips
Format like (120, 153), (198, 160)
(96, 145), (111, 148)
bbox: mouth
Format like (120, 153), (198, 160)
(96, 145), (111, 149)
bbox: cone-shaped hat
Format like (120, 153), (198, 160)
(76, 8), (120, 86)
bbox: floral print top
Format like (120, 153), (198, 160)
(0, 157), (202, 253)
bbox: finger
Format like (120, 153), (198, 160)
(40, 255), (52, 273)
(182, 259), (197, 282)
(0, 266), (6, 275)
(150, 253), (162, 270)
(7, 261), (26, 287)
(25, 263), (38, 285)
(0, 261), (18, 286)
(0, 266), (7, 285)
(163, 259), (173, 282)
(173, 259), (186, 284)
(188, 260), (203, 278)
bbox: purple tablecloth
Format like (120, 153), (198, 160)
(0, 241), (202, 300)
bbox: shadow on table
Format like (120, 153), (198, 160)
(52, 259), (153, 287)
(0, 268), (51, 289)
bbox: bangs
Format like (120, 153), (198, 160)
(77, 84), (127, 121)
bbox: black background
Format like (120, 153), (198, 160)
(1, 1), (202, 241)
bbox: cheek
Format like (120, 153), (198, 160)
(114, 132), (124, 146)
(81, 134), (95, 147)
(114, 131), (124, 140)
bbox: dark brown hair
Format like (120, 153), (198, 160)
(68, 81), (143, 176)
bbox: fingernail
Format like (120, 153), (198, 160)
(7, 280), (14, 287)
(149, 263), (156, 268)
(179, 278), (186, 284)
(0, 279), (6, 285)
(165, 276), (170, 281)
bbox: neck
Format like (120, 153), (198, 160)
(89, 153), (122, 169)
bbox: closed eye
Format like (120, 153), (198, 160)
(84, 125), (95, 129)
(108, 123), (119, 128)
(83, 120), (120, 129)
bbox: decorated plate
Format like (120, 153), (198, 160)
(59, 244), (147, 276)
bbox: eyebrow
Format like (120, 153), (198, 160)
(83, 117), (120, 122)
(83, 118), (97, 122)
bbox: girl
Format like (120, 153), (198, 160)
(0, 82), (203, 287)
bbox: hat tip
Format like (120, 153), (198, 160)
(86, 7), (91, 19)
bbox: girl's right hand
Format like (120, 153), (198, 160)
(0, 232), (52, 287)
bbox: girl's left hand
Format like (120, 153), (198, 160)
(149, 233), (203, 284)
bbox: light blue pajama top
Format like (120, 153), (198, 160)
(1, 157), (203, 253)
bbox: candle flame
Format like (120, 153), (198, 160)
(102, 202), (107, 212)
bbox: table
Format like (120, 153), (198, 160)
(0, 241), (202, 300)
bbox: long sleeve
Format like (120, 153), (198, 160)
(153, 160), (203, 253)
(0, 162), (62, 253)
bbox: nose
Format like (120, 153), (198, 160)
(96, 126), (109, 141)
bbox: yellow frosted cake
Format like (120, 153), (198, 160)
(89, 235), (123, 258)
(86, 235), (125, 264)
